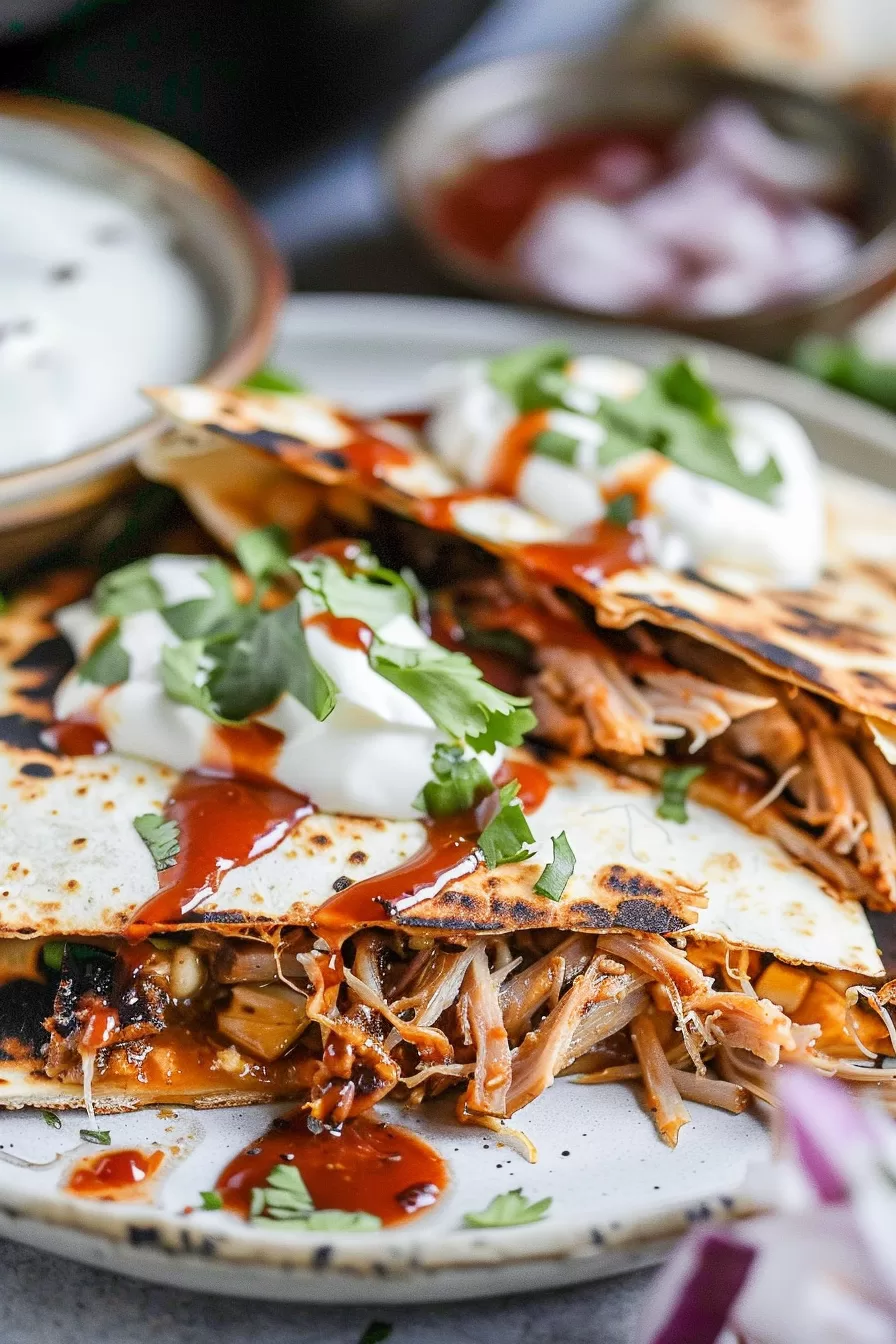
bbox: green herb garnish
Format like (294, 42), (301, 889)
(199, 1190), (224, 1211)
(416, 744), (494, 819)
(210, 601), (337, 723)
(487, 342), (571, 412)
(793, 336), (896, 413)
(477, 780), (536, 869)
(605, 492), (637, 526)
(533, 831), (575, 901)
(162, 560), (247, 643)
(657, 764), (706, 824)
(42, 1110), (61, 1130)
(249, 1163), (382, 1232)
(94, 559), (164, 619)
(42, 941), (106, 972)
(294, 551), (414, 631)
(235, 525), (293, 585)
(370, 641), (536, 754)
(80, 1129), (111, 1146)
(133, 814), (181, 871)
(78, 626), (129, 686)
(530, 428), (579, 465)
(463, 1188), (552, 1228)
(240, 366), (306, 394)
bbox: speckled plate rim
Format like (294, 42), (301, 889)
(3, 292), (894, 1303)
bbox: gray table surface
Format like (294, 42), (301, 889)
(0, 2), (660, 1337)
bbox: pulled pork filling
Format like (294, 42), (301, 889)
(448, 569), (896, 911)
(2, 928), (890, 1144)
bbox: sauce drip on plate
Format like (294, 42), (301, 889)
(129, 772), (314, 932)
(216, 1109), (447, 1227)
(67, 1148), (164, 1202)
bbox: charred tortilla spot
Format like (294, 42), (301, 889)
(0, 714), (48, 752)
(19, 762), (54, 779)
(309, 834), (332, 849)
(601, 864), (669, 903)
(200, 423), (290, 456)
(315, 449), (349, 471)
(348, 851), (368, 866)
(565, 902), (613, 929)
(614, 899), (686, 934)
(712, 625), (822, 684)
(332, 876), (352, 892)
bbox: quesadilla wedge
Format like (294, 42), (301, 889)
(0, 533), (892, 1146)
(144, 355), (896, 913)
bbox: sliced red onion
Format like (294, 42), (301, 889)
(639, 1229), (755, 1344)
(776, 1067), (876, 1203)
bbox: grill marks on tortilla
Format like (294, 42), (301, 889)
(153, 385), (896, 730)
(0, 572), (89, 753)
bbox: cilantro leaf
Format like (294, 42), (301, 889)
(597, 361), (783, 504)
(657, 764), (706, 824)
(42, 941), (106, 972)
(80, 1129), (111, 1146)
(94, 559), (164, 618)
(358, 1324), (392, 1344)
(162, 560), (246, 642)
(161, 640), (223, 719)
(209, 601), (336, 723)
(248, 1163), (382, 1232)
(487, 342), (571, 412)
(463, 1188), (552, 1228)
(531, 428), (579, 464)
(416, 743), (494, 818)
(133, 813), (180, 870)
(294, 552), (414, 631)
(534, 831), (575, 901)
(42, 1110), (61, 1130)
(478, 780), (536, 868)
(370, 640), (536, 753)
(79, 626), (130, 686)
(604, 492), (637, 526)
(235, 525), (293, 584)
(240, 366), (306, 394)
(200, 1190), (223, 1211)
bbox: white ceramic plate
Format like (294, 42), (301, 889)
(2, 294), (893, 1304)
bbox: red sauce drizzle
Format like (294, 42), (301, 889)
(306, 611), (373, 652)
(519, 517), (649, 588)
(384, 410), (430, 432)
(487, 409), (549, 496)
(201, 721), (286, 783)
(494, 758), (551, 813)
(414, 488), (491, 533)
(67, 1148), (165, 1202)
(128, 772), (314, 933)
(216, 1109), (447, 1228)
(44, 716), (111, 757)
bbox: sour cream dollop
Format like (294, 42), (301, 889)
(53, 556), (502, 820)
(0, 156), (212, 473)
(426, 355), (825, 589)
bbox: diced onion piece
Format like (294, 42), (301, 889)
(216, 982), (308, 1062)
(753, 961), (812, 1016)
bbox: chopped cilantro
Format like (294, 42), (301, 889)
(78, 626), (129, 686)
(463, 1188), (552, 1228)
(657, 764), (706, 824)
(161, 640), (222, 719)
(133, 814), (180, 870)
(477, 780), (536, 869)
(416, 744), (494, 818)
(199, 1190), (224, 1211)
(294, 551), (414, 631)
(162, 560), (247, 643)
(209, 601), (337, 723)
(533, 831), (575, 901)
(80, 1129), (111, 1146)
(370, 640), (536, 754)
(531, 428), (579, 465)
(597, 360), (783, 503)
(605, 492), (637, 526)
(794, 335), (896, 412)
(235, 525), (293, 585)
(248, 1163), (382, 1232)
(240, 366), (306, 394)
(42, 1110), (61, 1130)
(94, 559), (164, 619)
(358, 1324), (392, 1344)
(487, 342), (571, 412)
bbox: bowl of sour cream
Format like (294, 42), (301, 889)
(0, 94), (285, 572)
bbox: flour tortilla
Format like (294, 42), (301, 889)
(0, 571), (882, 976)
(147, 384), (896, 730)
